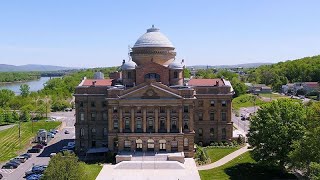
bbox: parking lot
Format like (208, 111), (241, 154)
(0, 111), (75, 180)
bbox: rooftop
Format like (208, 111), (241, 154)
(133, 25), (174, 48)
(187, 78), (225, 87)
(81, 79), (113, 86)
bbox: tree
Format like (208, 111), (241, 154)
(42, 152), (88, 180)
(0, 89), (15, 108)
(231, 77), (247, 97)
(248, 99), (307, 169)
(20, 84), (30, 97)
(183, 68), (191, 78)
(310, 162), (320, 180)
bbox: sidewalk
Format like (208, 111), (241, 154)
(197, 144), (251, 171)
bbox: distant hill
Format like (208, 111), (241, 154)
(0, 64), (76, 72)
(188, 63), (273, 69)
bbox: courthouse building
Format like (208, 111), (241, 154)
(74, 26), (233, 157)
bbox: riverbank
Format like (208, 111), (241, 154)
(0, 78), (40, 84)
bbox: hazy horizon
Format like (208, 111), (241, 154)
(1, 1), (319, 68)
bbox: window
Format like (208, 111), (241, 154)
(184, 120), (189, 130)
(91, 113), (96, 121)
(171, 118), (177, 130)
(125, 118), (130, 130)
(136, 139), (143, 150)
(136, 107), (142, 114)
(148, 117), (154, 130)
(222, 128), (226, 140)
(102, 101), (107, 107)
(113, 107), (118, 113)
(221, 112), (227, 121)
(145, 73), (160, 82)
(198, 112), (203, 121)
(79, 101), (84, 108)
(210, 128), (214, 137)
(80, 112), (84, 121)
(174, 71), (178, 78)
(171, 141), (178, 151)
(92, 141), (96, 148)
(124, 140), (131, 150)
(210, 100), (215, 107)
(199, 128), (203, 137)
(210, 112), (215, 121)
(102, 112), (107, 121)
(80, 128), (84, 137)
(91, 128), (96, 136)
(147, 139), (155, 150)
(198, 100), (203, 107)
(159, 139), (166, 150)
(183, 105), (189, 113)
(103, 128), (107, 136)
(127, 71), (132, 79)
(91, 101), (95, 107)
(160, 107), (166, 113)
(171, 108), (177, 113)
(136, 117), (142, 130)
(160, 117), (166, 129)
(113, 120), (118, 130)
(221, 100), (227, 107)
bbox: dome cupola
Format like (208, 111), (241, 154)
(133, 25), (174, 48)
(121, 60), (136, 70)
(169, 59), (185, 69)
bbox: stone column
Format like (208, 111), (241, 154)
(178, 107), (183, 133)
(131, 107), (135, 133)
(155, 107), (159, 133)
(189, 105), (194, 132)
(108, 108), (113, 131)
(143, 107), (147, 133)
(166, 107), (170, 133)
(119, 108), (123, 133)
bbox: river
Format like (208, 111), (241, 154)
(0, 77), (58, 94)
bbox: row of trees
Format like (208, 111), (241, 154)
(248, 99), (320, 178)
(247, 55), (320, 91)
(0, 72), (40, 82)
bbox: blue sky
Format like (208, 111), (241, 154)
(0, 0), (319, 68)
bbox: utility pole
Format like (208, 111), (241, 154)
(18, 115), (21, 148)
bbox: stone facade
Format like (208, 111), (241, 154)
(74, 26), (233, 158)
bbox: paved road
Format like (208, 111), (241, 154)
(232, 106), (258, 135)
(1, 111), (75, 180)
(0, 124), (16, 132)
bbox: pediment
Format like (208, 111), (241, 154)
(119, 84), (182, 99)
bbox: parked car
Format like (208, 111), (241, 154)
(0, 173), (3, 179)
(32, 144), (44, 149)
(64, 130), (70, 134)
(26, 173), (43, 180)
(47, 132), (55, 138)
(64, 108), (72, 112)
(50, 153), (56, 158)
(28, 148), (41, 153)
(20, 153), (32, 159)
(40, 141), (47, 146)
(32, 165), (47, 173)
(13, 156), (27, 163)
(9, 159), (21, 165)
(2, 163), (18, 169)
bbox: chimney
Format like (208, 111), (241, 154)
(122, 59), (125, 65)
(181, 59), (184, 64)
(92, 81), (97, 86)
(216, 81), (219, 86)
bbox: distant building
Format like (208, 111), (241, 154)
(74, 26), (233, 158)
(245, 83), (272, 94)
(94, 72), (105, 79)
(293, 82), (319, 95)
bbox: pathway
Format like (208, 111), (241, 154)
(0, 124), (16, 132)
(197, 144), (251, 170)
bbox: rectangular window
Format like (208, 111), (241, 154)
(79, 101), (84, 108)
(183, 105), (189, 113)
(125, 119), (130, 129)
(160, 107), (166, 113)
(102, 112), (107, 121)
(222, 100), (227, 107)
(171, 108), (177, 113)
(124, 140), (131, 148)
(103, 128), (107, 136)
(210, 100), (215, 107)
(136, 119), (142, 130)
(198, 112), (203, 121)
(80, 112), (85, 121)
(91, 101), (95, 107)
(198, 100), (203, 107)
(136, 107), (141, 114)
(199, 128), (203, 137)
(113, 107), (118, 113)
(221, 112), (227, 121)
(91, 113), (96, 121)
(210, 112), (215, 121)
(127, 72), (132, 79)
(148, 119), (153, 130)
(113, 120), (118, 130)
(174, 71), (178, 78)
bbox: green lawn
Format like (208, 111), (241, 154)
(199, 152), (297, 180)
(205, 147), (240, 163)
(232, 94), (267, 110)
(83, 163), (103, 180)
(259, 93), (289, 99)
(0, 120), (61, 162)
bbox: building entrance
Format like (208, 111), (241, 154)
(147, 139), (154, 151)
(136, 139), (142, 151)
(159, 139), (166, 151)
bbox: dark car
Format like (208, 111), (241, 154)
(40, 141), (47, 146)
(0, 173), (3, 179)
(32, 144), (44, 149)
(2, 162), (19, 169)
(28, 148), (41, 153)
(32, 165), (47, 173)
(21, 153), (32, 159)
(64, 130), (70, 134)
(26, 174), (43, 180)
(9, 159), (21, 165)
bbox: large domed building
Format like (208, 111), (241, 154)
(74, 26), (233, 160)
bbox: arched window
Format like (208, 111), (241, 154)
(136, 117), (142, 131)
(148, 117), (154, 131)
(145, 73), (160, 82)
(124, 117), (130, 130)
(174, 71), (178, 78)
(136, 139), (142, 151)
(159, 139), (166, 150)
(80, 128), (84, 137)
(147, 139), (154, 150)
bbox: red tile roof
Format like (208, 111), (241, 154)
(188, 79), (224, 86)
(304, 82), (319, 87)
(81, 79), (113, 86)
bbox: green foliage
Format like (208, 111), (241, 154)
(0, 72), (40, 82)
(231, 77), (247, 97)
(195, 145), (210, 165)
(248, 99), (307, 168)
(19, 84), (30, 97)
(183, 68), (191, 78)
(0, 89), (15, 107)
(248, 55), (320, 86)
(310, 162), (320, 180)
(43, 152), (87, 180)
(195, 69), (217, 79)
(205, 147), (240, 163)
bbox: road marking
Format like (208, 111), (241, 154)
(0, 169), (14, 174)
